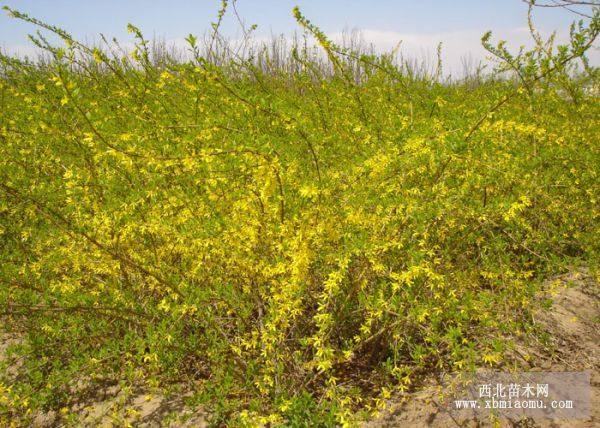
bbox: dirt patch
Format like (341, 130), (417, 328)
(365, 268), (599, 427)
(0, 333), (21, 377)
(0, 334), (206, 427)
(27, 384), (207, 427)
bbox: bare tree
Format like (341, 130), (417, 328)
(522, 0), (600, 18)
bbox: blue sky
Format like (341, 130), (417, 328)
(1, 1), (597, 74)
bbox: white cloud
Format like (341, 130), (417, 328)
(1, 43), (44, 59)
(327, 27), (600, 77)
(3, 26), (598, 77)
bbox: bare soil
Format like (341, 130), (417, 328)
(365, 268), (600, 427)
(1, 338), (206, 427)
(32, 386), (206, 427)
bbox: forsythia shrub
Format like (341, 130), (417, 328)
(0, 4), (599, 426)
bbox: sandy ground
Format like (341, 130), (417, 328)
(365, 268), (599, 427)
(36, 386), (207, 427)
(1, 334), (206, 427)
